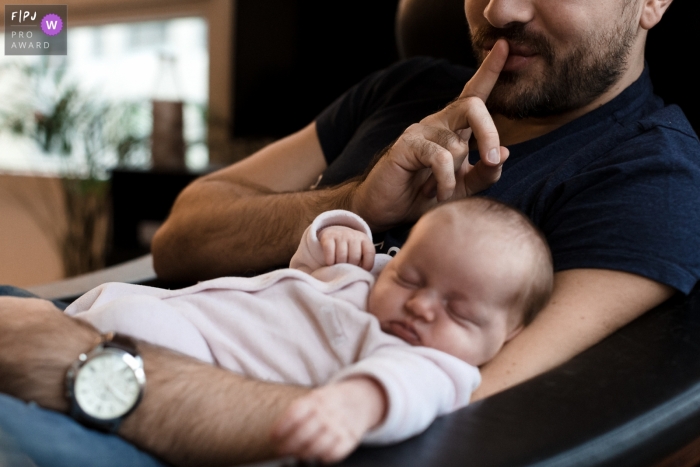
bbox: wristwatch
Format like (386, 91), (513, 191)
(65, 332), (146, 432)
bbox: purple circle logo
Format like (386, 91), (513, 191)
(41, 14), (63, 36)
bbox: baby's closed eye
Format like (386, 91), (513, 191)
(394, 271), (421, 288)
(447, 302), (482, 325)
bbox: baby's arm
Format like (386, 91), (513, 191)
(290, 210), (375, 273)
(271, 376), (387, 464)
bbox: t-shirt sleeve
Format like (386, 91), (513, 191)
(542, 121), (700, 294)
(315, 67), (388, 166)
(315, 58), (439, 166)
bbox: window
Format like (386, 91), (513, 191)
(0, 17), (209, 174)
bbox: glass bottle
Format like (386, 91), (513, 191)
(151, 51), (185, 170)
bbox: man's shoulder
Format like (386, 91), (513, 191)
(585, 88), (700, 168)
(364, 57), (474, 99)
(635, 104), (699, 142)
(615, 67), (698, 143)
(608, 102), (700, 170)
(378, 56), (473, 81)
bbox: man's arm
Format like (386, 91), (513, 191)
(471, 269), (675, 400)
(153, 41), (512, 282)
(122, 344), (308, 466)
(152, 122), (337, 281)
(0, 297), (308, 467)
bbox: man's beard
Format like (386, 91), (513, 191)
(470, 21), (637, 120)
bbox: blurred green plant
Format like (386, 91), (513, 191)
(0, 57), (150, 277)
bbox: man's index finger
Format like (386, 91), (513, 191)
(459, 39), (509, 102)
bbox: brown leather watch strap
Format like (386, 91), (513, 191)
(101, 332), (139, 355)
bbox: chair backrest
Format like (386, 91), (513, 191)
(395, 0), (476, 68)
(646, 0), (699, 135)
(395, 0), (698, 136)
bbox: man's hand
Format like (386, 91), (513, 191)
(352, 39), (510, 231)
(271, 377), (387, 464)
(0, 297), (100, 412)
(318, 226), (375, 271)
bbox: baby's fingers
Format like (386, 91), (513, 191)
(343, 237), (376, 270)
(296, 429), (339, 463)
(280, 420), (325, 458)
(272, 399), (314, 440)
(319, 438), (358, 464)
(344, 239), (360, 266)
(292, 423), (358, 464)
(361, 239), (375, 271)
(320, 237), (337, 266)
(334, 239), (349, 265)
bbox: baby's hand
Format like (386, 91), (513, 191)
(271, 377), (387, 464)
(318, 226), (375, 271)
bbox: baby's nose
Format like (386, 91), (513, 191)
(405, 290), (439, 321)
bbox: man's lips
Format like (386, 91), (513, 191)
(483, 39), (536, 56)
(483, 40), (538, 72)
(382, 321), (421, 345)
(503, 54), (537, 72)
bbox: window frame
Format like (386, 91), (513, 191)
(1, 0), (235, 165)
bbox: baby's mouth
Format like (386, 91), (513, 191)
(383, 321), (422, 346)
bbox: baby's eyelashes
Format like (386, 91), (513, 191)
(447, 303), (479, 325)
(394, 271), (421, 288)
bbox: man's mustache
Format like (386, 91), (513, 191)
(470, 24), (555, 66)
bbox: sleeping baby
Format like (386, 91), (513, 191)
(67, 197), (553, 463)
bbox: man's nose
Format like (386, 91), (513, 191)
(484, 0), (535, 29)
(405, 290), (440, 322)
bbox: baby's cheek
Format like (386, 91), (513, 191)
(368, 283), (397, 320)
(367, 287), (383, 317)
(476, 336), (505, 366)
(446, 326), (482, 365)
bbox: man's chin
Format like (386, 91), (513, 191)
(487, 78), (545, 120)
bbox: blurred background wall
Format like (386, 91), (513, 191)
(0, 175), (64, 287)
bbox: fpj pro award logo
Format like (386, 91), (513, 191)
(5, 5), (67, 55)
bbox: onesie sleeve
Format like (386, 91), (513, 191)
(329, 345), (480, 444)
(289, 210), (373, 273)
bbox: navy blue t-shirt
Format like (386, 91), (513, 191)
(315, 58), (700, 294)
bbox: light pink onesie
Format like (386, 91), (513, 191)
(66, 210), (480, 444)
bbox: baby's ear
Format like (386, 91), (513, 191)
(505, 324), (524, 342)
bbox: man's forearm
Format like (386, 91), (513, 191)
(152, 178), (356, 281)
(121, 344), (309, 467)
(0, 299), (309, 467)
(471, 269), (674, 401)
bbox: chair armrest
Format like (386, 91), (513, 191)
(26, 254), (156, 302)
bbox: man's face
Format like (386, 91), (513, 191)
(465, 0), (640, 119)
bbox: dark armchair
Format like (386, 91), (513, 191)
(338, 1), (700, 466)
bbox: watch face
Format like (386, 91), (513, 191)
(74, 350), (141, 420)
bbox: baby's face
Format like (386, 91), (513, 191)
(368, 215), (525, 367)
